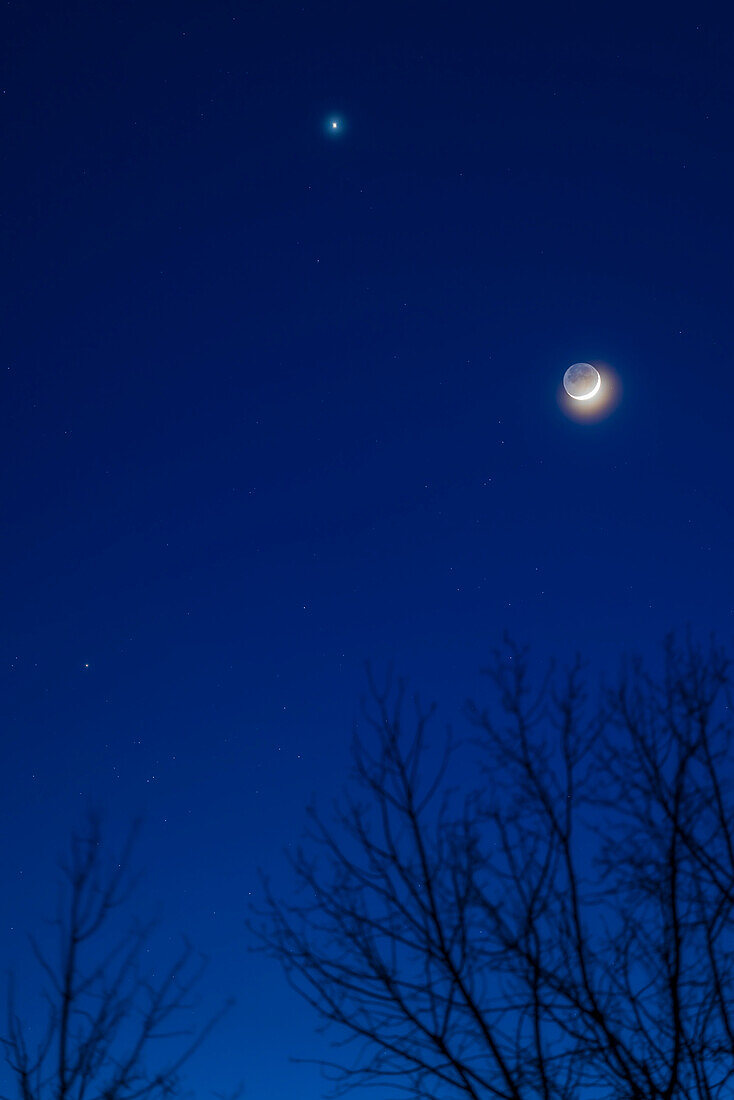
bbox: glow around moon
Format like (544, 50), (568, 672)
(558, 360), (621, 422)
(563, 363), (601, 401)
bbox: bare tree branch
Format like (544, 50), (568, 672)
(2, 815), (234, 1100)
(254, 636), (734, 1100)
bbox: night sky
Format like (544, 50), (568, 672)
(2, 3), (733, 1098)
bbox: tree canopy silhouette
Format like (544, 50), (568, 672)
(256, 636), (734, 1099)
(2, 815), (232, 1100)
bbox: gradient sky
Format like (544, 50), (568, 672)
(2, 3), (733, 1098)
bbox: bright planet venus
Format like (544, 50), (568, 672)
(563, 362), (601, 400)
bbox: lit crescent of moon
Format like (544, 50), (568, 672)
(563, 362), (602, 401)
(571, 373), (600, 401)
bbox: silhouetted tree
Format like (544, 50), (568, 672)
(256, 636), (734, 1099)
(2, 815), (232, 1100)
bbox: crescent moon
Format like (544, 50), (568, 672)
(569, 373), (601, 401)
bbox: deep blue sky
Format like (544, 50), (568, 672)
(2, 3), (733, 1097)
